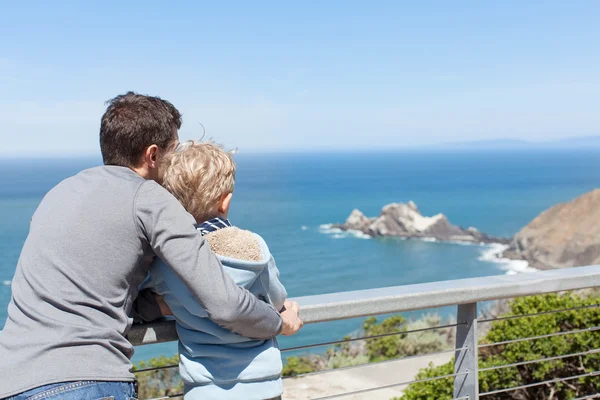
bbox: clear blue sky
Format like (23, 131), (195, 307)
(1, 1), (599, 156)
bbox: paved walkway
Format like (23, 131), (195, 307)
(283, 353), (452, 400)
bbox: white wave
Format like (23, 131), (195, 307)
(347, 229), (371, 240)
(319, 224), (343, 234)
(2, 280), (11, 286)
(300, 226), (308, 231)
(478, 244), (538, 275)
(421, 237), (437, 242)
(447, 240), (478, 246)
(319, 224), (371, 240)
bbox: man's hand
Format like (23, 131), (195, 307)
(280, 300), (303, 336)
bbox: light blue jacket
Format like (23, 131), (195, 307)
(145, 230), (287, 400)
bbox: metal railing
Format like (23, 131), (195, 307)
(129, 265), (600, 399)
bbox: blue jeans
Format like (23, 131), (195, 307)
(7, 381), (137, 400)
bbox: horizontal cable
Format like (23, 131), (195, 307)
(479, 325), (600, 348)
(572, 395), (600, 400)
(479, 303), (600, 323)
(282, 322), (464, 353)
(135, 340), (463, 375)
(480, 370), (600, 397)
(134, 363), (178, 374)
(161, 394), (183, 399)
(311, 371), (467, 400)
(480, 349), (600, 372)
(283, 346), (463, 380)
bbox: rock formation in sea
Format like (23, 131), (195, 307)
(333, 201), (508, 244)
(502, 189), (600, 269)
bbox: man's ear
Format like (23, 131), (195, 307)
(218, 193), (233, 214)
(144, 144), (160, 169)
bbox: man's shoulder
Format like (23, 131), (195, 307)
(134, 178), (185, 211)
(39, 166), (146, 212)
(56, 165), (145, 192)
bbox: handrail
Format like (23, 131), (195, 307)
(128, 265), (600, 346)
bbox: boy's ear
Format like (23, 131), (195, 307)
(218, 193), (233, 214)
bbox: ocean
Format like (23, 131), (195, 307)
(1, 149), (599, 363)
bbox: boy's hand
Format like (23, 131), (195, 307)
(280, 300), (303, 336)
(154, 294), (173, 316)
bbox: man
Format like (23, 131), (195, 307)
(0, 92), (302, 399)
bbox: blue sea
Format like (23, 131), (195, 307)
(1, 150), (599, 362)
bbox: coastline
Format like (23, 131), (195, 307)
(478, 243), (539, 274)
(319, 224), (538, 276)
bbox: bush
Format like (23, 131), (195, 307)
(363, 315), (408, 361)
(364, 314), (452, 362)
(282, 313), (452, 378)
(281, 355), (319, 377)
(401, 292), (600, 400)
(134, 355), (183, 399)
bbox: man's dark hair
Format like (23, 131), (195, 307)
(100, 91), (182, 166)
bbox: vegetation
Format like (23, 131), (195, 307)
(282, 313), (453, 377)
(400, 292), (600, 400)
(133, 355), (183, 399)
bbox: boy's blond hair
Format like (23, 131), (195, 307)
(160, 141), (236, 223)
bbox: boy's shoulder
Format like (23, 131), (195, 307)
(204, 227), (270, 262)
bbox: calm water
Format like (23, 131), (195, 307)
(1, 150), (598, 362)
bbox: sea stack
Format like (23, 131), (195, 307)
(334, 202), (507, 244)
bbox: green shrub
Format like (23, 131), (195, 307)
(282, 355), (318, 377)
(134, 355), (183, 399)
(281, 313), (452, 378)
(363, 314), (451, 362)
(401, 292), (600, 400)
(363, 315), (408, 361)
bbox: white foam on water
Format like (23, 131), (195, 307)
(319, 224), (371, 240)
(2, 280), (11, 286)
(479, 244), (538, 275)
(421, 237), (437, 242)
(347, 229), (371, 240)
(319, 224), (343, 234)
(447, 240), (477, 246)
(300, 226), (308, 231)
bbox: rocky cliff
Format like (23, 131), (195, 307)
(334, 201), (507, 244)
(502, 189), (600, 269)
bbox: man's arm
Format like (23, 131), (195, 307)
(135, 181), (288, 339)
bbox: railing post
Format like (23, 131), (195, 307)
(454, 302), (479, 399)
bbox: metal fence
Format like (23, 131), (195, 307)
(128, 265), (600, 399)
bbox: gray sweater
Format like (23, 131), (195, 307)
(0, 166), (282, 398)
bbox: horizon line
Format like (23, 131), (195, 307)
(2, 146), (600, 161)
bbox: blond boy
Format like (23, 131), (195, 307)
(144, 141), (287, 400)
